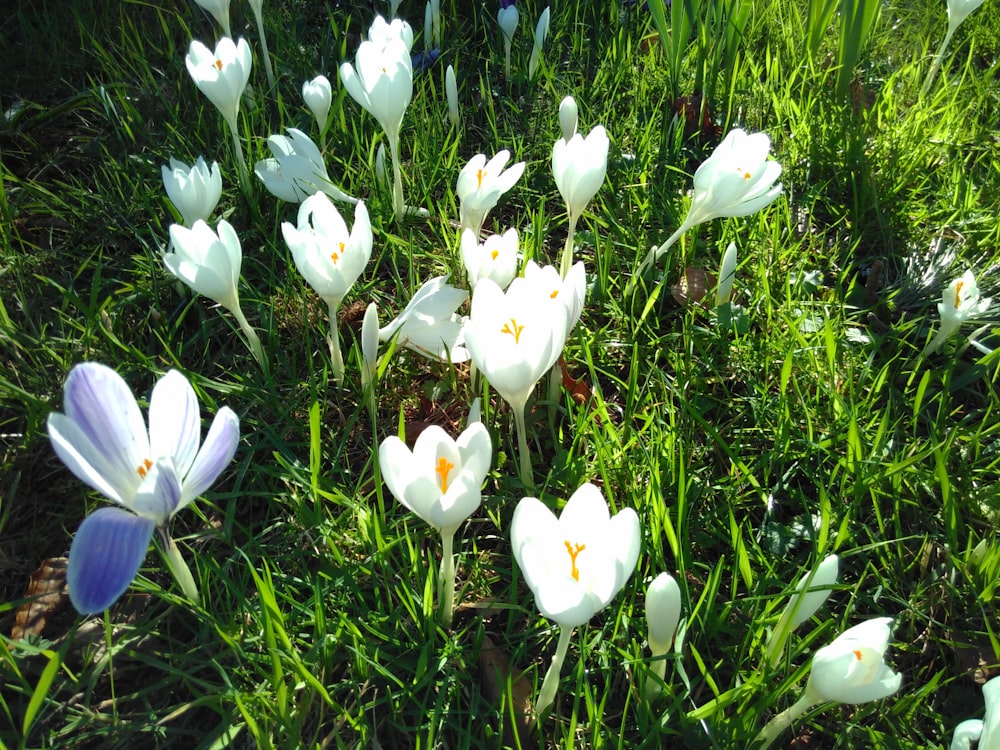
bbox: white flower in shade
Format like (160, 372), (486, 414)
(185, 37), (252, 132)
(161, 156), (222, 227)
(48, 363), (239, 614)
(165, 220), (243, 314)
(522, 259), (586, 336)
(193, 0), (231, 37)
(302, 75), (333, 133)
(646, 572), (682, 655)
(497, 4), (519, 77)
(953, 675), (999, 750)
(756, 617), (902, 749)
(766, 554), (839, 666)
(635, 129), (782, 282)
(379, 420), (492, 626)
(446, 64), (459, 127)
(461, 228), (518, 290)
(951, 720), (983, 750)
(559, 95), (578, 142)
(368, 14), (414, 51)
(948, 0), (987, 28)
(254, 128), (357, 204)
(923, 269), (991, 355)
(552, 124), (610, 222)
(528, 6), (550, 80)
(457, 150), (525, 235)
(715, 241), (737, 307)
(281, 195), (372, 312)
(361, 302), (379, 392)
(378, 276), (470, 363)
(511, 482), (640, 713)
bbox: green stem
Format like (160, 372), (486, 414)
(438, 529), (456, 628)
(755, 693), (819, 750)
(227, 117), (251, 197)
(504, 38), (512, 80)
(536, 625), (573, 715)
(327, 302), (345, 384)
(512, 401), (534, 489)
(643, 647), (669, 702)
(388, 133), (405, 223)
(252, 5), (276, 90)
(158, 530), (201, 606)
(229, 303), (267, 373)
(922, 23), (956, 95)
(560, 212), (579, 279)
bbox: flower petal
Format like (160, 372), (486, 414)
(178, 406), (240, 508)
(148, 370), (200, 478)
(68, 507), (156, 614)
(131, 457), (183, 522)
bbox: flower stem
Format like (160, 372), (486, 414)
(227, 118), (251, 198)
(158, 530), (201, 606)
(229, 303), (267, 373)
(252, 5), (276, 90)
(643, 647), (669, 702)
(755, 693), (819, 750)
(922, 23), (956, 95)
(438, 529), (456, 628)
(629, 221), (690, 295)
(512, 401), (534, 489)
(560, 212), (579, 279)
(536, 625), (573, 716)
(504, 38), (512, 80)
(327, 302), (345, 384)
(388, 134), (405, 223)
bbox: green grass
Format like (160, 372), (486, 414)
(2, 0), (1000, 747)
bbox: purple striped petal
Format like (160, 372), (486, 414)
(68, 507), (156, 614)
(178, 406), (239, 509)
(148, 370), (200, 478)
(48, 363), (150, 505)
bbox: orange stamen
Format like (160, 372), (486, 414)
(490, 250), (499, 260)
(435, 456), (455, 493)
(477, 169), (485, 189)
(853, 649), (863, 660)
(954, 281), (965, 308)
(550, 290), (559, 299)
(500, 318), (524, 344)
(136, 458), (153, 478)
(214, 59), (224, 71)
(564, 541), (586, 581)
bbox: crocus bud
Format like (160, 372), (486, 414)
(715, 242), (737, 307)
(559, 95), (578, 142)
(362, 302), (379, 392)
(302, 75), (332, 133)
(424, 1), (433, 53)
(375, 143), (388, 187)
(446, 65), (459, 127)
(528, 7), (550, 81)
(766, 554), (839, 667)
(644, 571), (682, 700)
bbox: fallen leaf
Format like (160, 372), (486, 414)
(559, 357), (593, 407)
(12, 557), (69, 641)
(671, 267), (716, 307)
(480, 635), (536, 749)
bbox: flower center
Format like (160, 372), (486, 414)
(564, 541), (586, 581)
(550, 289), (559, 299)
(435, 456), (455, 493)
(490, 249), (499, 260)
(500, 318), (524, 344)
(331, 241), (345, 264)
(853, 649), (863, 660)
(136, 458), (153, 478)
(477, 169), (486, 189)
(954, 281), (965, 308)
(214, 59), (224, 71)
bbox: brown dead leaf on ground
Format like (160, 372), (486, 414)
(11, 557), (69, 641)
(671, 267), (716, 307)
(480, 634), (537, 750)
(559, 357), (593, 408)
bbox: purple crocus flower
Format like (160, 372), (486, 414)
(48, 363), (240, 614)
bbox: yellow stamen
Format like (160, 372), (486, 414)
(550, 290), (559, 299)
(955, 281), (965, 308)
(564, 541), (586, 581)
(500, 318), (524, 344)
(853, 649), (863, 660)
(490, 249), (499, 260)
(477, 169), (485, 189)
(136, 458), (153, 478)
(743, 171), (752, 179)
(214, 59), (224, 71)
(331, 241), (345, 264)
(435, 457), (455, 493)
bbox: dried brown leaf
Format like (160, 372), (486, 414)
(12, 557), (69, 641)
(480, 635), (536, 749)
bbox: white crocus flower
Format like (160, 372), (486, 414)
(281, 195), (373, 382)
(161, 156), (222, 227)
(923, 0), (987, 92)
(765, 554), (839, 667)
(511, 483), (641, 714)
(497, 4), (519, 79)
(634, 128), (782, 285)
(49, 363), (239, 614)
(254, 128), (357, 205)
(463, 275), (568, 486)
(165, 220), (265, 367)
(185, 37), (252, 190)
(552, 123), (609, 276)
(715, 241), (738, 307)
(922, 270), (991, 356)
(378, 276), (469, 363)
(446, 64), (459, 127)
(559, 95), (578, 142)
(757, 617), (902, 749)
(523, 259), (586, 337)
(340, 18), (414, 220)
(456, 150), (525, 236)
(460, 228), (518, 290)
(379, 420), (492, 626)
(528, 6), (551, 81)
(644, 572), (682, 700)
(192, 0), (231, 38)
(302, 75), (333, 136)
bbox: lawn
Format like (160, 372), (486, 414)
(1, 0), (999, 748)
